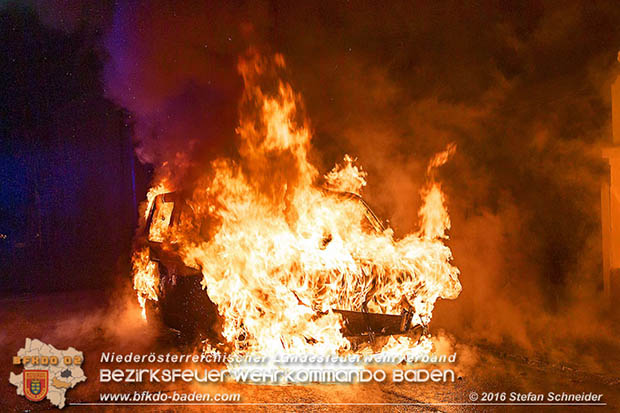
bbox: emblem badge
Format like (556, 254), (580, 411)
(24, 370), (48, 402)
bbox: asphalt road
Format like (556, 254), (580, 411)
(1, 289), (618, 412)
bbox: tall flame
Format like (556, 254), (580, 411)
(132, 51), (461, 355)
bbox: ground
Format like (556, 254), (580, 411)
(1, 289), (619, 412)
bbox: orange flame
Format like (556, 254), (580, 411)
(132, 247), (159, 320)
(131, 52), (461, 355)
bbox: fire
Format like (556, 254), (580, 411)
(131, 247), (158, 320)
(132, 180), (171, 319)
(131, 51), (461, 355)
(144, 180), (171, 221)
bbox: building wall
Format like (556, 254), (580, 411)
(0, 96), (143, 293)
(602, 70), (620, 300)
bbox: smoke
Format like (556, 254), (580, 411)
(284, 2), (620, 369)
(26, 0), (620, 365)
(102, 1), (273, 188)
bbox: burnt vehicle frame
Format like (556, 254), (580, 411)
(140, 191), (425, 348)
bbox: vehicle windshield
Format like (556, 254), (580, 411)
(146, 191), (384, 244)
(147, 196), (175, 242)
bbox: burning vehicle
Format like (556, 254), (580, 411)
(139, 190), (429, 349)
(131, 52), (461, 356)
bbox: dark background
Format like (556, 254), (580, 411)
(0, 6), (149, 292)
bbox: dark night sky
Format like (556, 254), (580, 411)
(2, 0), (620, 351)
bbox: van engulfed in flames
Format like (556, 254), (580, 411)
(131, 52), (461, 357)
